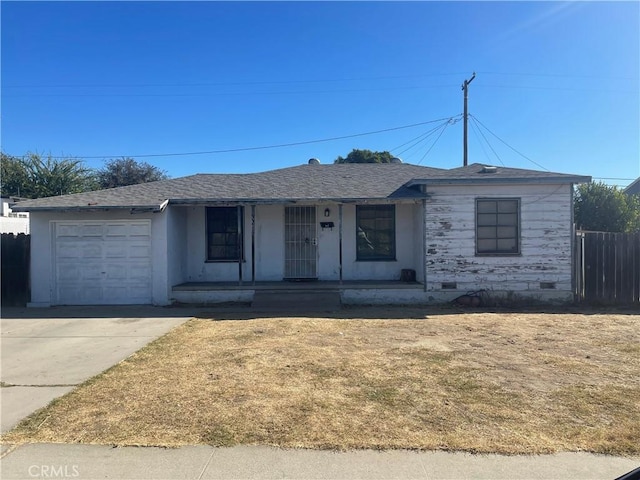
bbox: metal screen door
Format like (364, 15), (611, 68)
(284, 206), (317, 279)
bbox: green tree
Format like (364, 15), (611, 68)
(1, 152), (97, 199)
(334, 149), (396, 164)
(1, 153), (31, 197)
(574, 182), (640, 232)
(97, 157), (169, 189)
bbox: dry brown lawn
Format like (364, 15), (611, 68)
(2, 307), (639, 455)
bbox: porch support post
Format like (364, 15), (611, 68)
(251, 204), (256, 285)
(339, 203), (343, 285)
(237, 205), (243, 286)
(422, 198), (427, 292)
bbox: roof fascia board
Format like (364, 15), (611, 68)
(169, 197), (422, 206)
(12, 204), (164, 213)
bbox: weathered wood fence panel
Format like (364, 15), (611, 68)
(1, 233), (30, 306)
(575, 231), (640, 304)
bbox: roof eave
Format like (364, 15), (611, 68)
(407, 175), (592, 187)
(14, 203), (167, 213)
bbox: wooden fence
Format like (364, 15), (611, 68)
(575, 231), (640, 304)
(1, 233), (30, 306)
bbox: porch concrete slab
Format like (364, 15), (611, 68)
(0, 386), (74, 433)
(251, 291), (341, 312)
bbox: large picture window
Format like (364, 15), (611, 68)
(476, 199), (520, 255)
(206, 206), (243, 261)
(356, 205), (396, 261)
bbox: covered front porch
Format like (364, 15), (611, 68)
(165, 199), (428, 305)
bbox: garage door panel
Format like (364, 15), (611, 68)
(82, 244), (103, 258)
(56, 224), (81, 237)
(128, 264), (151, 280)
(80, 224), (104, 237)
(104, 264), (127, 280)
(104, 224), (129, 237)
(105, 244), (128, 258)
(57, 265), (80, 281)
(129, 223), (151, 237)
(53, 220), (152, 305)
(129, 244), (151, 258)
(56, 245), (81, 258)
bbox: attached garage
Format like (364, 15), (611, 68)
(53, 220), (152, 305)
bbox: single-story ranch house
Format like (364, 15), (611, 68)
(13, 160), (590, 307)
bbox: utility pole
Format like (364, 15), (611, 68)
(462, 72), (476, 166)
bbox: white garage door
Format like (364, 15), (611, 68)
(53, 220), (152, 305)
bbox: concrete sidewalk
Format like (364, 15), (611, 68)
(1, 443), (638, 480)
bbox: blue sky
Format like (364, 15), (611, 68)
(1, 1), (638, 187)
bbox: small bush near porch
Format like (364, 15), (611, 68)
(3, 308), (639, 455)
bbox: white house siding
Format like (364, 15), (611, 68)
(424, 183), (573, 302)
(341, 202), (422, 281)
(166, 206), (188, 293)
(28, 210), (169, 307)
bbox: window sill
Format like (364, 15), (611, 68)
(475, 253), (522, 257)
(205, 259), (247, 263)
(356, 258), (397, 262)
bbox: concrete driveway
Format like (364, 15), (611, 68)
(0, 306), (198, 433)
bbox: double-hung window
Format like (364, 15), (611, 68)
(476, 199), (520, 255)
(206, 206), (243, 261)
(356, 204), (396, 261)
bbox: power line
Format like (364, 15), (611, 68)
(3, 72), (470, 89)
(477, 71), (638, 81)
(417, 119), (456, 165)
(469, 117), (492, 164)
(469, 115), (549, 171)
(3, 85), (459, 98)
(19, 116), (457, 160)
(390, 117), (459, 157)
(469, 116), (505, 167)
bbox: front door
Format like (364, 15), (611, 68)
(284, 206), (317, 279)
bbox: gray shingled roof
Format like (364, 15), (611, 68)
(12, 162), (591, 212)
(407, 163), (591, 186)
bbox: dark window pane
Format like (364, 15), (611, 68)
(477, 226), (496, 239)
(497, 238), (518, 252)
(206, 207), (243, 261)
(477, 213), (497, 226)
(497, 201), (518, 213)
(477, 201), (497, 214)
(477, 239), (497, 253)
(356, 205), (395, 261)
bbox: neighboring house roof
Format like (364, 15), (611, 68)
(12, 162), (591, 212)
(624, 177), (640, 196)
